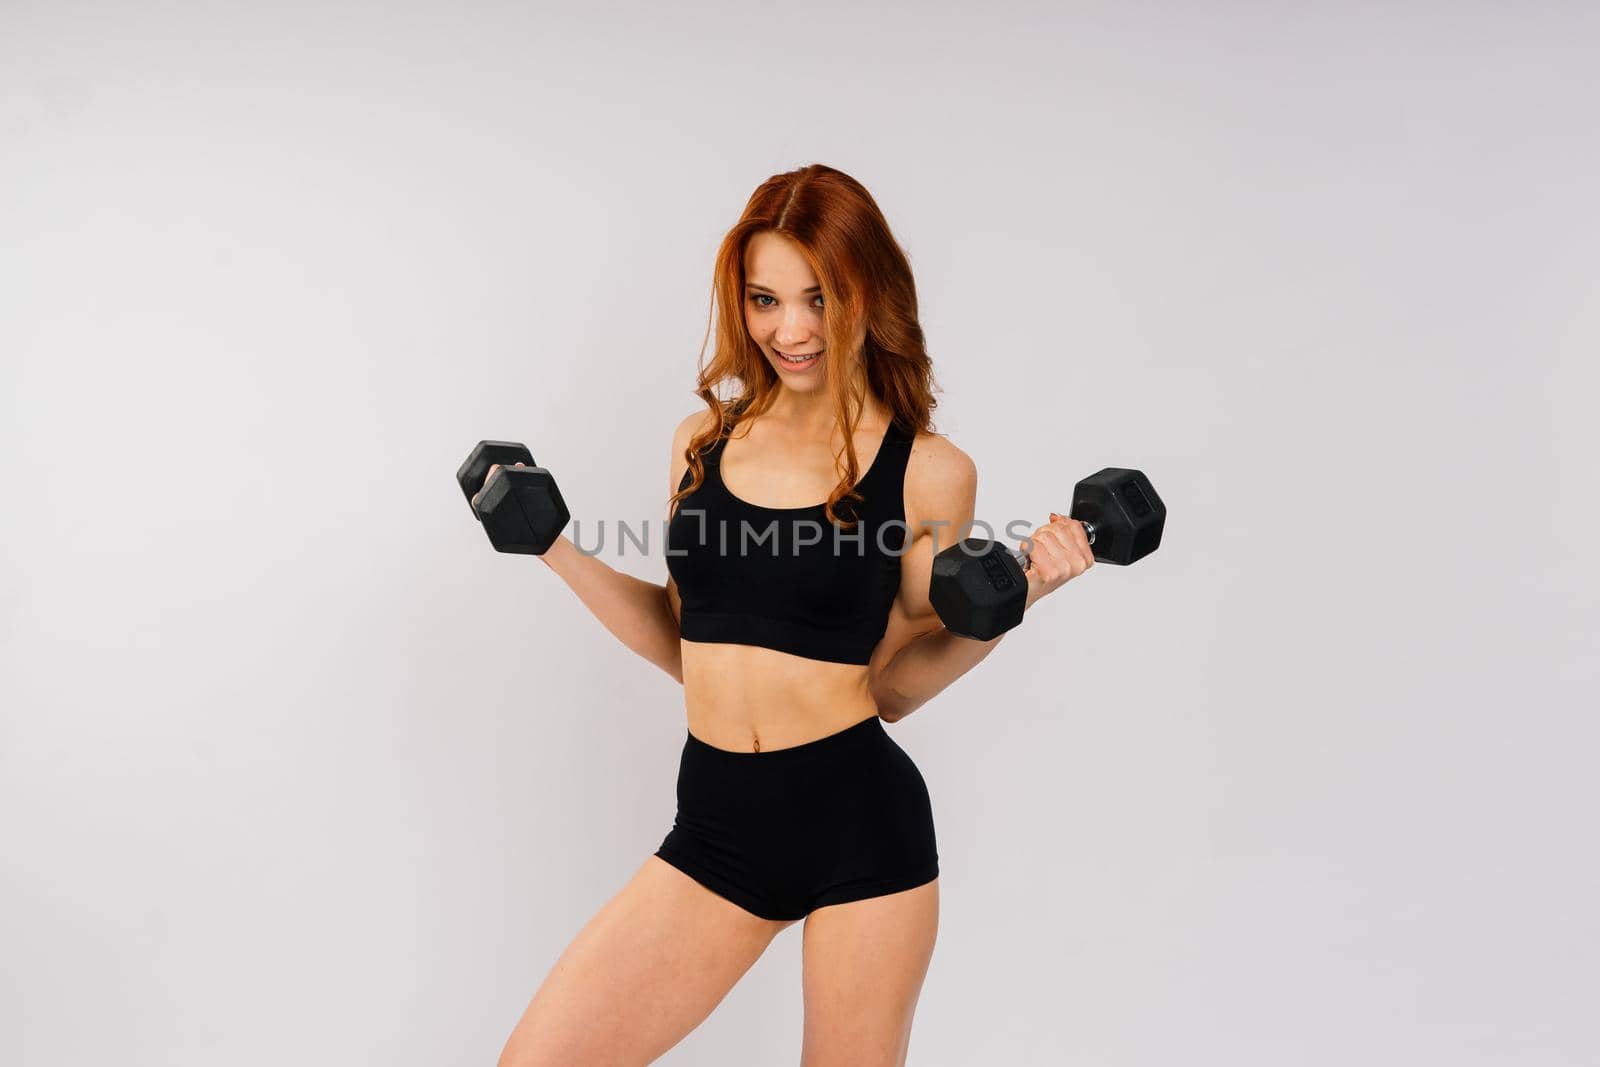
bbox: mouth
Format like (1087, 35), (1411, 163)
(774, 347), (823, 370)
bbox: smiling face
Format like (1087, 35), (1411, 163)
(743, 231), (829, 390)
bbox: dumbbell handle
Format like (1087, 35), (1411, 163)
(1008, 519), (1096, 571)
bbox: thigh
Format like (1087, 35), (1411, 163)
(498, 855), (795, 1067)
(799, 878), (940, 1067)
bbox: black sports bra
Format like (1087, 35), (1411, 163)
(666, 419), (914, 665)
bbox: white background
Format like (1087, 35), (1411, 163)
(3, 1), (1597, 1063)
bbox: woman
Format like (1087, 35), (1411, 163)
(492, 164), (1094, 1066)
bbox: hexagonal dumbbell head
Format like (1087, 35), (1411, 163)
(1070, 468), (1164, 566)
(475, 464), (570, 555)
(930, 538), (1029, 641)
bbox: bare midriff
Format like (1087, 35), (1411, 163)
(680, 641), (879, 753)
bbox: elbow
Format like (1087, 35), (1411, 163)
(877, 701), (920, 725)
(871, 682), (909, 724)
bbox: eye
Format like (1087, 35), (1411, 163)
(748, 294), (825, 309)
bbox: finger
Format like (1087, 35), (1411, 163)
(1024, 522), (1067, 562)
(1032, 522), (1070, 557)
(482, 464), (507, 495)
(1064, 522), (1095, 567)
(1033, 524), (1089, 578)
(1024, 529), (1067, 579)
(1047, 514), (1094, 567)
(1020, 529), (1062, 573)
(474, 464), (508, 512)
(1039, 532), (1087, 577)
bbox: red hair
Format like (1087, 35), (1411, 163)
(669, 163), (942, 528)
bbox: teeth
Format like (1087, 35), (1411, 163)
(778, 349), (822, 363)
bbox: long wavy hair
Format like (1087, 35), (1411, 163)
(668, 163), (941, 528)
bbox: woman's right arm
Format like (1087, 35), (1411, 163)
(533, 411), (707, 685)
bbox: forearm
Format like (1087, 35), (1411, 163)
(537, 535), (683, 683)
(873, 626), (1005, 723)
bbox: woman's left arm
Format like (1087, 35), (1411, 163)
(867, 434), (1094, 723)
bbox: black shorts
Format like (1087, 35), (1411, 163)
(653, 714), (940, 921)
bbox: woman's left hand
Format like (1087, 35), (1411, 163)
(1020, 512), (1095, 611)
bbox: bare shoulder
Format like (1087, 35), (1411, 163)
(904, 429), (977, 536)
(672, 408), (718, 450)
(668, 408), (719, 493)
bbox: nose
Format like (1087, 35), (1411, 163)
(775, 306), (814, 347)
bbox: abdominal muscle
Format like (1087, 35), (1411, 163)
(680, 641), (880, 753)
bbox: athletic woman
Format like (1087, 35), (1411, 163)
(492, 163), (1094, 1066)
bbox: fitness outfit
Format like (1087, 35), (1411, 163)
(657, 418), (940, 920)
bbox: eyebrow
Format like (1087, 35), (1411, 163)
(745, 282), (822, 294)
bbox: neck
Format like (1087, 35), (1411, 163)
(765, 366), (887, 438)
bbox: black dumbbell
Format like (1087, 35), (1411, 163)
(928, 467), (1165, 640)
(456, 440), (571, 555)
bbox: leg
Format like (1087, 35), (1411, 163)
(498, 855), (796, 1067)
(799, 878), (940, 1067)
